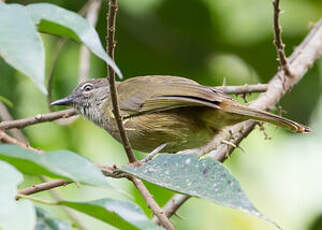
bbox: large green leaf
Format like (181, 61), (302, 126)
(0, 3), (46, 93)
(0, 144), (111, 187)
(0, 160), (36, 230)
(60, 198), (163, 230)
(36, 207), (71, 230)
(26, 3), (122, 78)
(121, 154), (278, 227)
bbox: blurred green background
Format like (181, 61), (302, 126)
(1, 0), (322, 229)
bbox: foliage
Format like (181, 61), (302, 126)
(0, 0), (321, 230)
(0, 2), (121, 94)
(60, 199), (162, 230)
(0, 160), (36, 230)
(122, 154), (264, 219)
(35, 207), (71, 230)
(0, 144), (111, 187)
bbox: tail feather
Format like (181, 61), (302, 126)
(220, 100), (311, 133)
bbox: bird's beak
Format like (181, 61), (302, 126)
(50, 96), (74, 106)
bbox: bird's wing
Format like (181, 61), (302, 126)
(116, 75), (230, 117)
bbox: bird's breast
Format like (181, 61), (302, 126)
(116, 108), (215, 153)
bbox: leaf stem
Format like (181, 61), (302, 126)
(16, 194), (58, 206)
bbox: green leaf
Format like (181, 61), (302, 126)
(36, 207), (71, 230)
(121, 154), (279, 228)
(60, 199), (163, 230)
(0, 160), (36, 230)
(26, 3), (122, 79)
(0, 95), (13, 108)
(0, 3), (46, 93)
(0, 144), (111, 187)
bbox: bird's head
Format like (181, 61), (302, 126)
(51, 78), (110, 122)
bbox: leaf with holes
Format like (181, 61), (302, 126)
(26, 3), (122, 78)
(60, 198), (163, 230)
(0, 144), (111, 187)
(121, 154), (279, 228)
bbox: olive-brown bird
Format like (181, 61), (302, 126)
(51, 75), (310, 153)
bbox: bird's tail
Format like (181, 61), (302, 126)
(219, 99), (311, 133)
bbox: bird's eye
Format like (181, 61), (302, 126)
(83, 84), (93, 92)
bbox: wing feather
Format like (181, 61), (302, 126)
(116, 75), (228, 116)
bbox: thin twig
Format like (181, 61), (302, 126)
(154, 18), (322, 223)
(214, 83), (267, 94)
(130, 177), (174, 230)
(16, 164), (126, 198)
(0, 102), (27, 143)
(0, 131), (42, 153)
(0, 108), (76, 130)
(79, 0), (102, 82)
(273, 0), (292, 77)
(17, 179), (71, 199)
(142, 143), (167, 163)
(156, 194), (190, 220)
(258, 122), (272, 140)
(106, 0), (136, 163)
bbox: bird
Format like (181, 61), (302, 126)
(51, 75), (310, 153)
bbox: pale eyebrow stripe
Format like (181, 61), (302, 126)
(81, 83), (94, 90)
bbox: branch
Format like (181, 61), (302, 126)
(130, 177), (174, 230)
(16, 165), (126, 198)
(17, 179), (71, 199)
(142, 143), (168, 163)
(0, 109), (76, 130)
(79, 0), (102, 82)
(0, 102), (27, 143)
(214, 83), (267, 94)
(0, 131), (42, 153)
(273, 0), (292, 77)
(154, 18), (322, 223)
(157, 194), (190, 219)
(106, 0), (136, 163)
